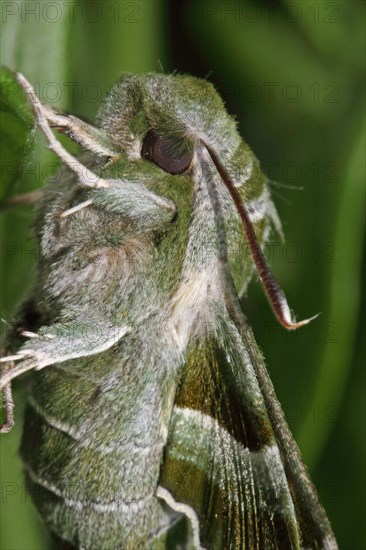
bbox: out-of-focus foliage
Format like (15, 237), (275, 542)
(0, 67), (35, 197)
(0, 1), (364, 549)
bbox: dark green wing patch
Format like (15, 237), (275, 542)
(173, 340), (274, 452)
(159, 324), (302, 549)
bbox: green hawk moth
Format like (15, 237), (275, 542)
(0, 71), (338, 549)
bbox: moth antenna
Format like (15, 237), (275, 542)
(205, 145), (317, 330)
(60, 199), (93, 218)
(15, 72), (109, 190)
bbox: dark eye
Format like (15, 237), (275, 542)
(141, 130), (193, 175)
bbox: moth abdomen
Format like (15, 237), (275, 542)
(20, 344), (182, 549)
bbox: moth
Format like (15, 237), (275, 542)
(0, 72), (338, 549)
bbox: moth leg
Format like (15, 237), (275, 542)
(90, 179), (176, 225)
(0, 361), (15, 433)
(0, 190), (44, 211)
(60, 178), (176, 221)
(16, 73), (110, 191)
(42, 104), (118, 159)
(16, 73), (176, 221)
(156, 486), (203, 550)
(0, 320), (130, 394)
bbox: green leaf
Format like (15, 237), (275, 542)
(0, 66), (35, 199)
(297, 122), (365, 466)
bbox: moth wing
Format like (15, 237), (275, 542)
(159, 314), (336, 549)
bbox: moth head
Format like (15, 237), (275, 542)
(97, 72), (266, 228)
(98, 73), (239, 157)
(98, 74), (312, 330)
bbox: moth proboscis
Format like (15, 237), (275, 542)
(0, 70), (337, 550)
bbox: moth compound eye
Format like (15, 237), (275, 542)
(141, 130), (193, 175)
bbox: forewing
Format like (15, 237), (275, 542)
(159, 317), (302, 550)
(159, 294), (340, 550)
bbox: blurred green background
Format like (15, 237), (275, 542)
(0, 1), (364, 549)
